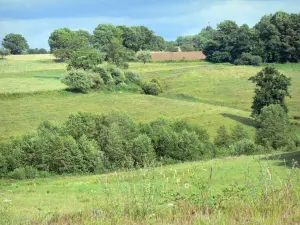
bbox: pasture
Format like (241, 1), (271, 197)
(0, 153), (299, 224)
(1, 55), (300, 141)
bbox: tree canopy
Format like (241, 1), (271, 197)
(2, 33), (29, 55)
(249, 66), (291, 118)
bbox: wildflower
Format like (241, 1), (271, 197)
(168, 203), (174, 207)
(185, 183), (190, 189)
(3, 199), (12, 203)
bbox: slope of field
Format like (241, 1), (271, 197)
(0, 55), (300, 141)
(0, 153), (299, 224)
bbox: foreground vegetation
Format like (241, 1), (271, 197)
(0, 153), (299, 224)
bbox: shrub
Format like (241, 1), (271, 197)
(8, 168), (26, 180)
(131, 134), (156, 167)
(142, 82), (162, 96)
(229, 139), (257, 155)
(67, 47), (105, 71)
(24, 166), (38, 179)
(234, 53), (262, 66)
(231, 125), (249, 142)
(0, 48), (10, 59)
(214, 126), (231, 147)
(208, 51), (231, 63)
(125, 71), (142, 85)
(256, 105), (291, 149)
(135, 50), (152, 64)
(61, 69), (95, 93)
(0, 152), (7, 177)
(109, 65), (126, 84)
(93, 64), (113, 84)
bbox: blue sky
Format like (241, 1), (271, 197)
(0, 0), (299, 49)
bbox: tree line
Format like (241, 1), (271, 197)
(176, 11), (300, 64)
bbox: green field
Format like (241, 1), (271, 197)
(0, 153), (299, 224)
(1, 55), (300, 141)
(1, 55), (300, 224)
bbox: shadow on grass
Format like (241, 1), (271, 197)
(34, 76), (61, 79)
(221, 113), (257, 128)
(261, 151), (300, 168)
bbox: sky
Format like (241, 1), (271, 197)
(0, 0), (300, 49)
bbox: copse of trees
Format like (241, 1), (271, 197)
(2, 33), (29, 55)
(27, 48), (48, 54)
(200, 11), (300, 64)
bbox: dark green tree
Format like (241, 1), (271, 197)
(249, 66), (291, 117)
(256, 104), (291, 149)
(2, 33), (29, 54)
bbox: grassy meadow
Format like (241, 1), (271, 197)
(0, 153), (299, 224)
(1, 55), (300, 224)
(1, 55), (300, 141)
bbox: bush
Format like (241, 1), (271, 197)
(142, 81), (162, 96)
(135, 50), (152, 64)
(67, 47), (105, 70)
(131, 134), (156, 167)
(109, 65), (126, 84)
(8, 168), (26, 180)
(0, 152), (7, 177)
(208, 51), (231, 63)
(234, 53), (262, 66)
(228, 139), (257, 156)
(231, 125), (249, 142)
(61, 69), (96, 93)
(214, 126), (231, 147)
(0, 48), (10, 59)
(125, 71), (142, 86)
(93, 64), (113, 84)
(24, 166), (38, 179)
(256, 105), (291, 149)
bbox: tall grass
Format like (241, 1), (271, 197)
(0, 157), (296, 224)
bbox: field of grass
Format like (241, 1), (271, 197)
(1, 55), (300, 141)
(0, 153), (299, 224)
(1, 55), (300, 224)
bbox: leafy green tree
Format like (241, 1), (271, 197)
(136, 50), (152, 64)
(49, 28), (89, 60)
(27, 48), (48, 54)
(2, 33), (29, 54)
(256, 104), (291, 149)
(0, 48), (10, 59)
(230, 124), (249, 142)
(67, 47), (105, 70)
(214, 125), (231, 147)
(131, 134), (156, 167)
(180, 43), (195, 52)
(249, 66), (291, 117)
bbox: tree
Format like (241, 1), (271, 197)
(249, 66), (291, 118)
(214, 126), (231, 147)
(93, 24), (120, 52)
(48, 28), (89, 60)
(180, 43), (195, 52)
(0, 48), (10, 59)
(67, 47), (105, 70)
(135, 50), (152, 64)
(256, 104), (291, 149)
(2, 33), (29, 54)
